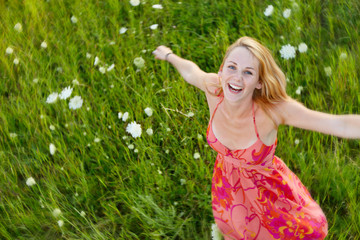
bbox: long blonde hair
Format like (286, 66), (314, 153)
(207, 36), (290, 121)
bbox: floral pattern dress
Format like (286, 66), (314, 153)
(206, 95), (328, 240)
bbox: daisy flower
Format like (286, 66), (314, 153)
(46, 92), (58, 104)
(57, 220), (64, 227)
(130, 0), (140, 6)
(144, 107), (153, 116)
(14, 23), (22, 32)
(5, 47), (14, 55)
(80, 211), (86, 217)
(52, 208), (62, 217)
(49, 143), (56, 155)
(298, 43), (308, 53)
(107, 64), (115, 72)
(126, 121), (142, 138)
(339, 52), (347, 59)
(152, 4), (163, 9)
(94, 56), (99, 66)
(180, 179), (186, 185)
(146, 128), (153, 136)
(264, 5), (274, 16)
(122, 112), (129, 122)
(187, 112), (194, 117)
(99, 66), (106, 74)
(10, 133), (17, 138)
(118, 112), (123, 119)
(324, 67), (332, 76)
(41, 41), (47, 49)
(71, 16), (78, 23)
(295, 86), (303, 95)
(119, 27), (128, 34)
(133, 57), (145, 69)
(283, 9), (291, 18)
(193, 152), (200, 159)
(279, 44), (296, 60)
(13, 58), (20, 65)
(150, 24), (158, 30)
(26, 177), (36, 186)
(59, 86), (73, 100)
(69, 96), (83, 110)
(211, 223), (222, 240)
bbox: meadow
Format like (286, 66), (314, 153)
(0, 0), (359, 239)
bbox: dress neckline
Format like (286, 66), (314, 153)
(209, 94), (274, 152)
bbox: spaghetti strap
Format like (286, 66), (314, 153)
(252, 102), (260, 139)
(210, 94), (224, 124)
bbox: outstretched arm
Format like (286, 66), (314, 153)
(276, 99), (360, 139)
(152, 45), (217, 92)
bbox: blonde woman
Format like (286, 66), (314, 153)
(153, 37), (360, 239)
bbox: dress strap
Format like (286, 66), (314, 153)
(252, 102), (260, 139)
(210, 94), (224, 123)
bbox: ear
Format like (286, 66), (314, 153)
(256, 81), (262, 89)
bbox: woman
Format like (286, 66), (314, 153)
(152, 36), (360, 239)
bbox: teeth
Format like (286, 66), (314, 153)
(229, 84), (242, 90)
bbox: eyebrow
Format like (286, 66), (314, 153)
(229, 61), (255, 70)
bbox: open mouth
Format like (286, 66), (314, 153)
(228, 83), (243, 93)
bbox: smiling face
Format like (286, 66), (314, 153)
(219, 47), (261, 103)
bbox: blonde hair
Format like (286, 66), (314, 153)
(207, 36), (290, 119)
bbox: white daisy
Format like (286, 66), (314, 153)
(283, 9), (291, 18)
(69, 96), (83, 110)
(107, 64), (115, 72)
(33, 78), (39, 83)
(14, 23), (22, 32)
(324, 67), (332, 77)
(187, 112), (194, 117)
(70, 16), (78, 23)
(126, 121), (142, 138)
(134, 149), (139, 153)
(298, 43), (308, 53)
(57, 220), (64, 227)
(264, 5), (274, 16)
(146, 128), (153, 136)
(6, 47), (14, 55)
(80, 211), (86, 217)
(279, 44), (296, 60)
(49, 143), (56, 155)
(144, 107), (153, 116)
(99, 66), (106, 74)
(52, 208), (62, 217)
(180, 179), (186, 185)
(86, 53), (92, 59)
(59, 86), (73, 100)
(295, 86), (303, 95)
(26, 177), (36, 186)
(295, 139), (300, 145)
(133, 57), (145, 69)
(13, 58), (20, 65)
(130, 0), (140, 6)
(339, 52), (347, 59)
(150, 24), (158, 30)
(72, 79), (79, 85)
(94, 56), (99, 66)
(119, 27), (128, 34)
(193, 152), (200, 159)
(122, 112), (129, 122)
(10, 133), (17, 138)
(128, 144), (134, 149)
(152, 4), (163, 9)
(94, 138), (101, 143)
(41, 41), (47, 49)
(118, 112), (123, 119)
(46, 92), (58, 104)
(211, 223), (222, 240)
(49, 125), (55, 131)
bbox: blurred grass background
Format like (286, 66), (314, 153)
(0, 0), (359, 239)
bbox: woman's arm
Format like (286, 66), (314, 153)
(275, 99), (360, 139)
(152, 45), (217, 92)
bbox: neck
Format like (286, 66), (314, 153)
(222, 97), (253, 118)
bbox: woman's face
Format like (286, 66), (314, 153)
(219, 47), (261, 103)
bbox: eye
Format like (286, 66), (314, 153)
(244, 71), (253, 75)
(228, 65), (236, 70)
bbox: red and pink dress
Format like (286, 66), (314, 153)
(206, 94), (328, 240)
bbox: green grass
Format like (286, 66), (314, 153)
(1, 0), (359, 239)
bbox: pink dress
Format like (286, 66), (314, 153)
(206, 94), (328, 240)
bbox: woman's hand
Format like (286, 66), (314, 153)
(152, 46), (173, 61)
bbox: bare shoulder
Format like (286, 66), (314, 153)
(271, 98), (311, 126)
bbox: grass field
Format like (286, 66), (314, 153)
(1, 0), (360, 239)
